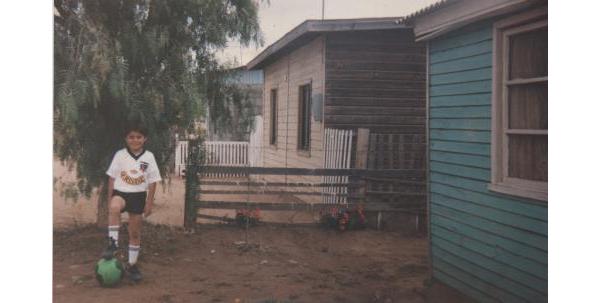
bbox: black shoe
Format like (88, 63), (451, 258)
(127, 264), (142, 282)
(102, 237), (118, 260)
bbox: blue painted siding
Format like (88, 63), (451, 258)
(428, 20), (548, 302)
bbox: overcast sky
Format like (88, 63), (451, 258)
(217, 0), (440, 66)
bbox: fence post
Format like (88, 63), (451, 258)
(355, 128), (370, 204)
(184, 138), (200, 232)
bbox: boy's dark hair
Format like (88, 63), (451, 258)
(124, 122), (148, 137)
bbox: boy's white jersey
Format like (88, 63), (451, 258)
(106, 148), (162, 192)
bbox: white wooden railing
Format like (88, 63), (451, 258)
(175, 140), (249, 177)
(322, 128), (354, 204)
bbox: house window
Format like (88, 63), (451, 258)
(490, 9), (547, 201)
(298, 84), (311, 151)
(269, 89), (277, 145)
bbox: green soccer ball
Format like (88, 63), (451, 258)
(95, 258), (124, 287)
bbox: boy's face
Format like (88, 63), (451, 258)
(125, 131), (147, 152)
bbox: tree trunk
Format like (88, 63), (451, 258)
(96, 182), (109, 228)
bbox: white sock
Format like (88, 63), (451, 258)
(129, 245), (140, 265)
(108, 225), (119, 247)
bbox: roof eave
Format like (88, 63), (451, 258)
(247, 18), (410, 70)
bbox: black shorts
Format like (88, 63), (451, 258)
(112, 190), (147, 214)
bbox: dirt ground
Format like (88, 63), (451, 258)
(53, 223), (471, 303)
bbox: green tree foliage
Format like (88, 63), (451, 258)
(54, 0), (262, 224)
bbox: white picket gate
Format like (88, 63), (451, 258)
(248, 116), (263, 168)
(175, 140), (189, 176)
(322, 128), (354, 204)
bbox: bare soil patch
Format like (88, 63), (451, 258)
(53, 223), (444, 303)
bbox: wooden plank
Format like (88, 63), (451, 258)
(430, 105), (491, 119)
(430, 53), (492, 75)
(198, 181), (357, 187)
(430, 129), (490, 144)
(432, 214), (548, 270)
(326, 70), (426, 81)
(430, 150), (490, 169)
(431, 161), (491, 181)
(433, 239), (546, 292)
(429, 26), (492, 53)
(199, 190), (346, 196)
(431, 191), (546, 235)
(323, 124), (425, 135)
(430, 80), (491, 97)
(198, 166), (426, 179)
(433, 269), (498, 303)
(433, 236), (547, 298)
(430, 93), (491, 107)
(327, 80), (425, 90)
(196, 213), (235, 223)
(325, 43), (425, 54)
(327, 115), (425, 126)
(432, 243), (545, 302)
(326, 51), (426, 63)
(326, 88), (425, 99)
(194, 200), (421, 212)
(430, 40), (493, 64)
(430, 183), (548, 227)
(431, 202), (547, 251)
(326, 96), (424, 107)
(430, 140), (490, 156)
(430, 118), (490, 131)
(430, 67), (492, 85)
(432, 257), (525, 303)
(429, 173), (548, 221)
(326, 61), (425, 73)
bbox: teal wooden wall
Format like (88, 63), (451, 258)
(428, 20), (548, 302)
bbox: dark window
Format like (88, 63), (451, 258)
(490, 11), (547, 201)
(506, 26), (548, 182)
(269, 89), (278, 145)
(298, 84), (311, 151)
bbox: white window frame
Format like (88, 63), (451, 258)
(489, 7), (548, 202)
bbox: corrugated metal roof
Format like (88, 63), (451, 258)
(399, 0), (459, 24)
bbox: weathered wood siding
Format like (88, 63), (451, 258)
(428, 20), (548, 302)
(261, 36), (325, 195)
(325, 29), (428, 207)
(325, 29), (426, 134)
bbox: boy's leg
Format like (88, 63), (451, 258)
(127, 213), (143, 281)
(103, 196), (125, 259)
(108, 196), (125, 245)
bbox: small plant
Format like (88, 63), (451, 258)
(320, 206), (367, 231)
(235, 208), (261, 227)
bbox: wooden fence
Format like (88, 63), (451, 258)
(322, 128), (354, 204)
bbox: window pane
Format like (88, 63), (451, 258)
(508, 82), (548, 129)
(270, 90), (277, 144)
(298, 85), (311, 150)
(509, 27), (547, 79)
(508, 134), (547, 181)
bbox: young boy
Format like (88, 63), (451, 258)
(103, 124), (161, 282)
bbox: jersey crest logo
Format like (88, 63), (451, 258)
(140, 161), (149, 172)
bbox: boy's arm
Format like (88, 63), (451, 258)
(144, 182), (157, 217)
(107, 177), (115, 198)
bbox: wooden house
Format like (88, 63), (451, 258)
(408, 0), (548, 301)
(246, 18), (427, 214)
